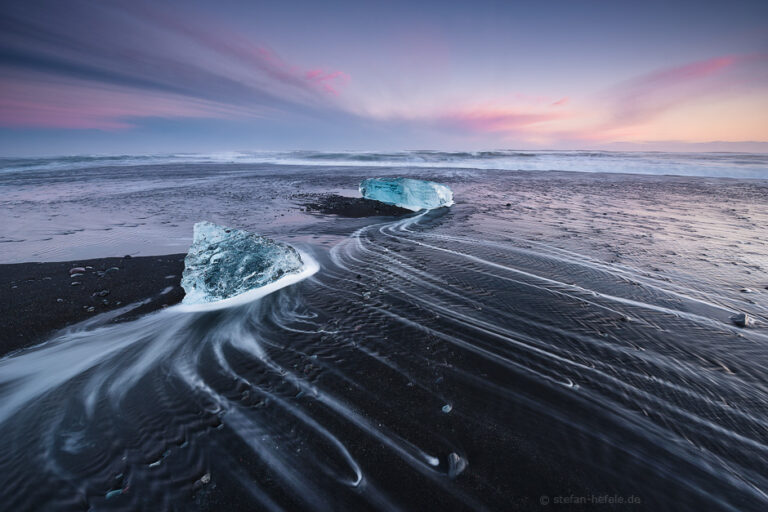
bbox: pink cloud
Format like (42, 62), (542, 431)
(605, 53), (768, 126)
(636, 55), (744, 88)
(0, 74), (254, 130)
(125, 5), (350, 99)
(433, 107), (570, 134)
(552, 97), (569, 107)
(304, 70), (351, 95)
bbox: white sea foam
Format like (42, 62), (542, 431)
(1, 150), (767, 178)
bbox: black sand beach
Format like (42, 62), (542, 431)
(0, 196), (408, 357)
(297, 193), (413, 217)
(1, 162), (767, 511)
(0, 255), (185, 356)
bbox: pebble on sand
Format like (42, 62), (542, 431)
(69, 267), (86, 275)
(105, 488), (124, 499)
(448, 452), (467, 478)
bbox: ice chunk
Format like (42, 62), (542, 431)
(359, 177), (453, 211)
(181, 221), (303, 304)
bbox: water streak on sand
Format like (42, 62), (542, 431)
(0, 160), (767, 510)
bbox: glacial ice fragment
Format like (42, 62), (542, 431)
(181, 221), (303, 304)
(359, 177), (454, 211)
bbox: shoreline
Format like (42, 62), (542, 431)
(0, 196), (411, 357)
(0, 254), (185, 357)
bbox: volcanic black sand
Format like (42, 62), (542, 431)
(0, 198), (408, 357)
(0, 254), (185, 356)
(1, 166), (767, 511)
(296, 193), (413, 217)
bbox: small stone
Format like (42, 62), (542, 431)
(740, 288), (755, 293)
(71, 281), (82, 286)
(730, 313), (752, 328)
(69, 267), (85, 275)
(70, 273), (84, 278)
(86, 306), (95, 312)
(441, 403), (453, 413)
(105, 489), (123, 499)
(200, 473), (211, 484)
(56, 298), (64, 303)
(448, 452), (467, 478)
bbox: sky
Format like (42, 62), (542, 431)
(1, 0), (767, 156)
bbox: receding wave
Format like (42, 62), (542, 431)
(1, 150), (767, 178)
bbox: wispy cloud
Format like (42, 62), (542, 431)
(432, 107), (570, 134)
(0, 1), (349, 129)
(601, 54), (768, 129)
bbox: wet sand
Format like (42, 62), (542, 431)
(0, 254), (185, 356)
(0, 197), (409, 357)
(1, 168), (767, 511)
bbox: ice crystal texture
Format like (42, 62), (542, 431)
(181, 221), (303, 304)
(359, 178), (454, 211)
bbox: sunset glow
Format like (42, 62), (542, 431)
(1, 0), (766, 154)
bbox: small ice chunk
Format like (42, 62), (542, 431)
(448, 452), (467, 478)
(441, 403), (453, 413)
(181, 222), (303, 304)
(359, 178), (453, 211)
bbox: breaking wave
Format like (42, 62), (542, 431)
(1, 150), (767, 178)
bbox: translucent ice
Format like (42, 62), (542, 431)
(359, 177), (454, 211)
(181, 221), (304, 304)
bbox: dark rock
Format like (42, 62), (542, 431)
(448, 453), (467, 479)
(296, 193), (412, 217)
(730, 313), (752, 328)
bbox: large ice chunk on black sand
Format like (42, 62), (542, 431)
(359, 177), (454, 211)
(181, 221), (303, 304)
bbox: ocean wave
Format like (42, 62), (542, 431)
(1, 150), (767, 178)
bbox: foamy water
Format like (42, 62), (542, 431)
(1, 150), (767, 178)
